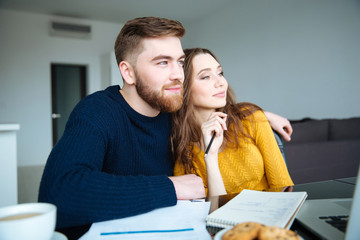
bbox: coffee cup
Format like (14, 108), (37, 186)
(0, 202), (56, 240)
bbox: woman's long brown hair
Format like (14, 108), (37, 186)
(171, 48), (262, 174)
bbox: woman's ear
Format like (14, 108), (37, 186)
(119, 61), (135, 85)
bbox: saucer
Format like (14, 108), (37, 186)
(51, 231), (68, 240)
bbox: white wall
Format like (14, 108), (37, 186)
(0, 9), (123, 166)
(1, 1), (360, 167)
(182, 0), (360, 119)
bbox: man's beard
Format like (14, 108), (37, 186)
(135, 72), (184, 113)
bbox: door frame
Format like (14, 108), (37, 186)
(51, 63), (87, 146)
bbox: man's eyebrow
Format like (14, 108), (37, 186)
(151, 54), (185, 62)
(152, 55), (171, 61)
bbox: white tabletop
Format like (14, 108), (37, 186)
(0, 123), (20, 131)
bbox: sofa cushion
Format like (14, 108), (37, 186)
(329, 117), (360, 141)
(288, 119), (329, 144)
(285, 140), (360, 184)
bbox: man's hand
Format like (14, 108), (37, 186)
(169, 174), (206, 200)
(264, 111), (293, 142)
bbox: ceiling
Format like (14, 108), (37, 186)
(0, 0), (234, 24)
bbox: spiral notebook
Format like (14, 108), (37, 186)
(206, 189), (307, 229)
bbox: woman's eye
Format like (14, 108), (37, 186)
(218, 71), (224, 77)
(201, 76), (210, 80)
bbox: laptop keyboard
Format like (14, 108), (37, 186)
(319, 215), (349, 232)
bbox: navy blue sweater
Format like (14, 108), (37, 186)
(38, 85), (177, 229)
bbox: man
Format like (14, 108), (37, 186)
(39, 16), (292, 234)
(39, 17), (205, 232)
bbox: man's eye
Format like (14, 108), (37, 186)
(158, 61), (167, 65)
(178, 60), (184, 66)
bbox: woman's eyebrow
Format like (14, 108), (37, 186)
(197, 65), (222, 76)
(197, 68), (212, 76)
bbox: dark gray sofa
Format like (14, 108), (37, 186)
(283, 117), (360, 184)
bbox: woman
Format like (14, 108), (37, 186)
(172, 48), (293, 197)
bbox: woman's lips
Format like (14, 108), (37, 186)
(213, 91), (226, 97)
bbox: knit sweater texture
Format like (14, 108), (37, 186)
(174, 110), (294, 194)
(38, 85), (177, 229)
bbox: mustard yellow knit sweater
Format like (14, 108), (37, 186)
(174, 110), (294, 195)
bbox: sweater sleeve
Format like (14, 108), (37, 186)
(250, 111), (294, 190)
(39, 109), (177, 229)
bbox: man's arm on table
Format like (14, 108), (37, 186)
(169, 174), (206, 200)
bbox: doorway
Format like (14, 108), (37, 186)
(51, 64), (87, 146)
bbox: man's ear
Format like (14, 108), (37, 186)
(119, 61), (135, 85)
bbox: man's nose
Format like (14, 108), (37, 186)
(170, 63), (184, 82)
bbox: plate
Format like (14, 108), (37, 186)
(213, 228), (230, 240)
(51, 231), (68, 240)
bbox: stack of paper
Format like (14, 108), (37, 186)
(79, 200), (211, 240)
(206, 189), (307, 229)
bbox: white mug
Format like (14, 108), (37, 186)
(0, 202), (56, 240)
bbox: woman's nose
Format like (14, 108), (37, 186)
(214, 76), (225, 87)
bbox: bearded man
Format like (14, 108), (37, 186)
(38, 17), (206, 235)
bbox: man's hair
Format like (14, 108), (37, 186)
(114, 16), (185, 66)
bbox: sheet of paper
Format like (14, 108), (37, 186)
(226, 192), (299, 227)
(79, 200), (211, 240)
(207, 190), (307, 228)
